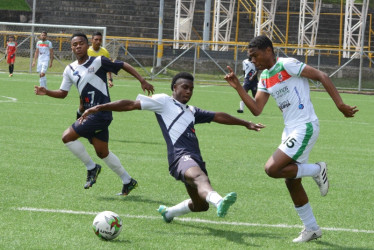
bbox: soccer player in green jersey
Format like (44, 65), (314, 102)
(225, 35), (358, 243)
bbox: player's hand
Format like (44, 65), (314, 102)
(108, 79), (114, 88)
(338, 104), (359, 118)
(49, 62), (53, 68)
(141, 80), (154, 96)
(4, 54), (7, 59)
(34, 85), (47, 95)
(246, 122), (265, 131)
(32, 62), (35, 67)
(224, 66), (242, 89)
(78, 106), (100, 123)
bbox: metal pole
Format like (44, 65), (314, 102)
(358, 0), (368, 92)
(156, 0), (164, 67)
(202, 0), (211, 50)
(29, 0), (36, 73)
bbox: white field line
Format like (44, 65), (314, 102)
(16, 207), (374, 234)
(0, 96), (17, 103)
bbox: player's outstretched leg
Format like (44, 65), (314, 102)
(157, 205), (174, 223)
(157, 199), (191, 223)
(217, 192), (237, 218)
(313, 162), (328, 196)
(84, 164), (101, 189)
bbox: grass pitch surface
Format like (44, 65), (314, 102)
(0, 72), (373, 249)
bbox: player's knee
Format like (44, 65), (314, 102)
(191, 202), (209, 212)
(95, 151), (109, 159)
(264, 165), (278, 178)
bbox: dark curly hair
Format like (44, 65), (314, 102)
(248, 35), (274, 54)
(171, 72), (194, 90)
(71, 32), (88, 44)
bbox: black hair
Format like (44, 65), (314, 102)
(8, 35), (15, 39)
(92, 31), (103, 38)
(41, 31), (47, 35)
(171, 72), (194, 90)
(248, 35), (274, 54)
(71, 32), (89, 44)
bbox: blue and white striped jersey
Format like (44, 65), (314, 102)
(136, 93), (215, 167)
(60, 56), (123, 120)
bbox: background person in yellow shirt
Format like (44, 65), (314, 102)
(87, 31), (113, 87)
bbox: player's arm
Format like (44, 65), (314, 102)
(32, 48), (39, 66)
(122, 62), (154, 95)
(108, 72), (113, 87)
(300, 65), (358, 117)
(225, 66), (269, 116)
(49, 47), (54, 67)
(34, 86), (68, 99)
(79, 100), (141, 121)
(213, 112), (265, 131)
(250, 69), (258, 80)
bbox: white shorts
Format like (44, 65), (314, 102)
(278, 120), (319, 163)
(37, 61), (49, 73)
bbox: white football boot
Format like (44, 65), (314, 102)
(313, 162), (329, 196)
(293, 228), (322, 243)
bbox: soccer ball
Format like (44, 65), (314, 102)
(92, 211), (123, 240)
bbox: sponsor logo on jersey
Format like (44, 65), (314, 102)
(88, 66), (94, 73)
(275, 86), (290, 98)
(278, 100), (291, 111)
(182, 155), (192, 161)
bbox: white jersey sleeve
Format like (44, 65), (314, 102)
(283, 58), (306, 77)
(60, 66), (74, 92)
(136, 93), (168, 113)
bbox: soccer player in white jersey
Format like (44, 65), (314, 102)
(32, 31), (54, 89)
(34, 33), (155, 195)
(75, 32), (113, 119)
(237, 51), (258, 113)
(79, 72), (265, 221)
(225, 35), (358, 243)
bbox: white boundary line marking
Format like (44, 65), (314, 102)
(16, 207), (374, 234)
(0, 96), (17, 103)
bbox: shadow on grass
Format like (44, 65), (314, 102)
(111, 138), (163, 145)
(96, 195), (173, 206)
(173, 222), (281, 247)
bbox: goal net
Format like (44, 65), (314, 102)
(0, 22), (106, 74)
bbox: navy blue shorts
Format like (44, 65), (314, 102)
(243, 78), (258, 92)
(170, 155), (208, 183)
(72, 116), (112, 143)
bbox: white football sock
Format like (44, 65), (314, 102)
(239, 101), (244, 111)
(65, 140), (96, 170)
(206, 191), (223, 208)
(295, 202), (319, 231)
(102, 151), (131, 184)
(165, 199), (191, 219)
(40, 76), (47, 89)
(295, 163), (321, 179)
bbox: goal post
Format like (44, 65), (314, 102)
(0, 22), (106, 73)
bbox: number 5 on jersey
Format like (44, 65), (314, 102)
(284, 136), (297, 148)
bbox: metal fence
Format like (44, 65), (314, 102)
(1, 29), (373, 91)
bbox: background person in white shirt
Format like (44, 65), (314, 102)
(32, 31), (54, 89)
